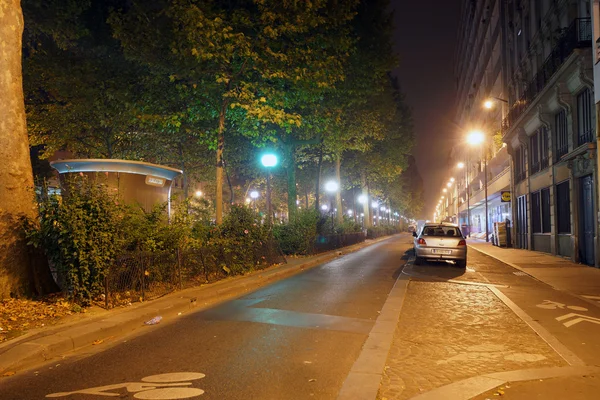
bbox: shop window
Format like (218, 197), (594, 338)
(532, 191), (541, 233)
(556, 181), (571, 234)
(531, 187), (551, 234)
(541, 188), (550, 233)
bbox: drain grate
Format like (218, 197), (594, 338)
(513, 271), (528, 276)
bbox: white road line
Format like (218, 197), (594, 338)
(488, 286), (585, 366)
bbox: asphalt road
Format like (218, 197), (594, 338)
(0, 236), (411, 400)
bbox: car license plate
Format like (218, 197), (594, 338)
(432, 249), (451, 255)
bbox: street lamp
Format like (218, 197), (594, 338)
(358, 194), (367, 204)
(457, 161), (471, 237)
(250, 190), (259, 211)
(260, 153), (278, 226)
(467, 130), (489, 242)
(325, 180), (339, 230)
(195, 190), (203, 198)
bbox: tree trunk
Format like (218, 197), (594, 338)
(361, 171), (371, 228)
(216, 101), (226, 224)
(0, 1), (57, 298)
(284, 143), (297, 222)
(334, 156), (343, 225)
(315, 146), (323, 212)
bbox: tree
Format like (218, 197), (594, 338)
(23, 0), (147, 160)
(109, 0), (357, 224)
(0, 0), (57, 298)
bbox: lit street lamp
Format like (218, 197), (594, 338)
(325, 180), (339, 230)
(467, 130), (489, 242)
(250, 190), (259, 211)
(261, 153), (278, 226)
(457, 161), (470, 237)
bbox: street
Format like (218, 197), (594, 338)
(2, 235), (600, 399)
(0, 237), (408, 400)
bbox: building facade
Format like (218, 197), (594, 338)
(450, 0), (512, 240)
(501, 0), (596, 265)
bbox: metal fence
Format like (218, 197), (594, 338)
(101, 240), (286, 309)
(312, 232), (366, 253)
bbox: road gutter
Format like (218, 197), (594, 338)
(337, 261), (410, 400)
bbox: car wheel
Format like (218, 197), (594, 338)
(414, 256), (423, 265)
(455, 259), (467, 268)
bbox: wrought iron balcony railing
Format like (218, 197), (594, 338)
(502, 18), (592, 133)
(578, 128), (595, 146)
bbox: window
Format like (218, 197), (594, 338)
(530, 131), (539, 174)
(556, 181), (571, 233)
(577, 88), (594, 145)
(530, 127), (550, 174)
(531, 188), (551, 233)
(531, 191), (541, 233)
(541, 188), (551, 233)
(555, 109), (568, 160)
(515, 145), (527, 182)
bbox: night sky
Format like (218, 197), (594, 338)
(390, 0), (461, 219)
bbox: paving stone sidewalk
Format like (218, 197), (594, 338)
(467, 240), (600, 299)
(378, 281), (565, 400)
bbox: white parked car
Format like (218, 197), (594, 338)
(412, 223), (467, 268)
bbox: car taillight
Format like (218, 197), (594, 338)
(458, 239), (466, 246)
(417, 238), (426, 245)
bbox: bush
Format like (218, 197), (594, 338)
(27, 177), (119, 305)
(366, 225), (400, 239)
(274, 209), (319, 255)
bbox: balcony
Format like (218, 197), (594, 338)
(502, 18), (592, 133)
(578, 128), (595, 146)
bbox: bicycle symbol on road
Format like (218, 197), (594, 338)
(535, 300), (588, 311)
(535, 300), (600, 328)
(46, 372), (205, 399)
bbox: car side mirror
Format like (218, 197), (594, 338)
(412, 232), (417, 237)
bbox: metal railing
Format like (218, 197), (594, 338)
(313, 232), (366, 253)
(101, 241), (285, 309)
(555, 144), (569, 161)
(502, 18), (591, 133)
(578, 129), (595, 146)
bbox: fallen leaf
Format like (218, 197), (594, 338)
(92, 339), (104, 345)
(2, 371), (15, 377)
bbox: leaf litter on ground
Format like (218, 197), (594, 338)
(0, 294), (82, 343)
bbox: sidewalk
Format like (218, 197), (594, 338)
(467, 239), (600, 300)
(0, 235), (398, 376)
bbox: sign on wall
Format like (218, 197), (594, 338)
(145, 175), (166, 187)
(501, 191), (511, 202)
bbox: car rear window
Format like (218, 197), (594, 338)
(422, 226), (461, 237)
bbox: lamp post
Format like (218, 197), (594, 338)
(371, 200), (379, 226)
(250, 190), (259, 211)
(261, 153), (278, 226)
(457, 161), (470, 236)
(467, 130), (489, 242)
(358, 194), (368, 227)
(325, 180), (339, 231)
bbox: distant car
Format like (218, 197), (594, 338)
(412, 222), (467, 268)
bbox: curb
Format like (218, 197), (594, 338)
(337, 252), (411, 400)
(0, 234), (400, 376)
(409, 365), (600, 400)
